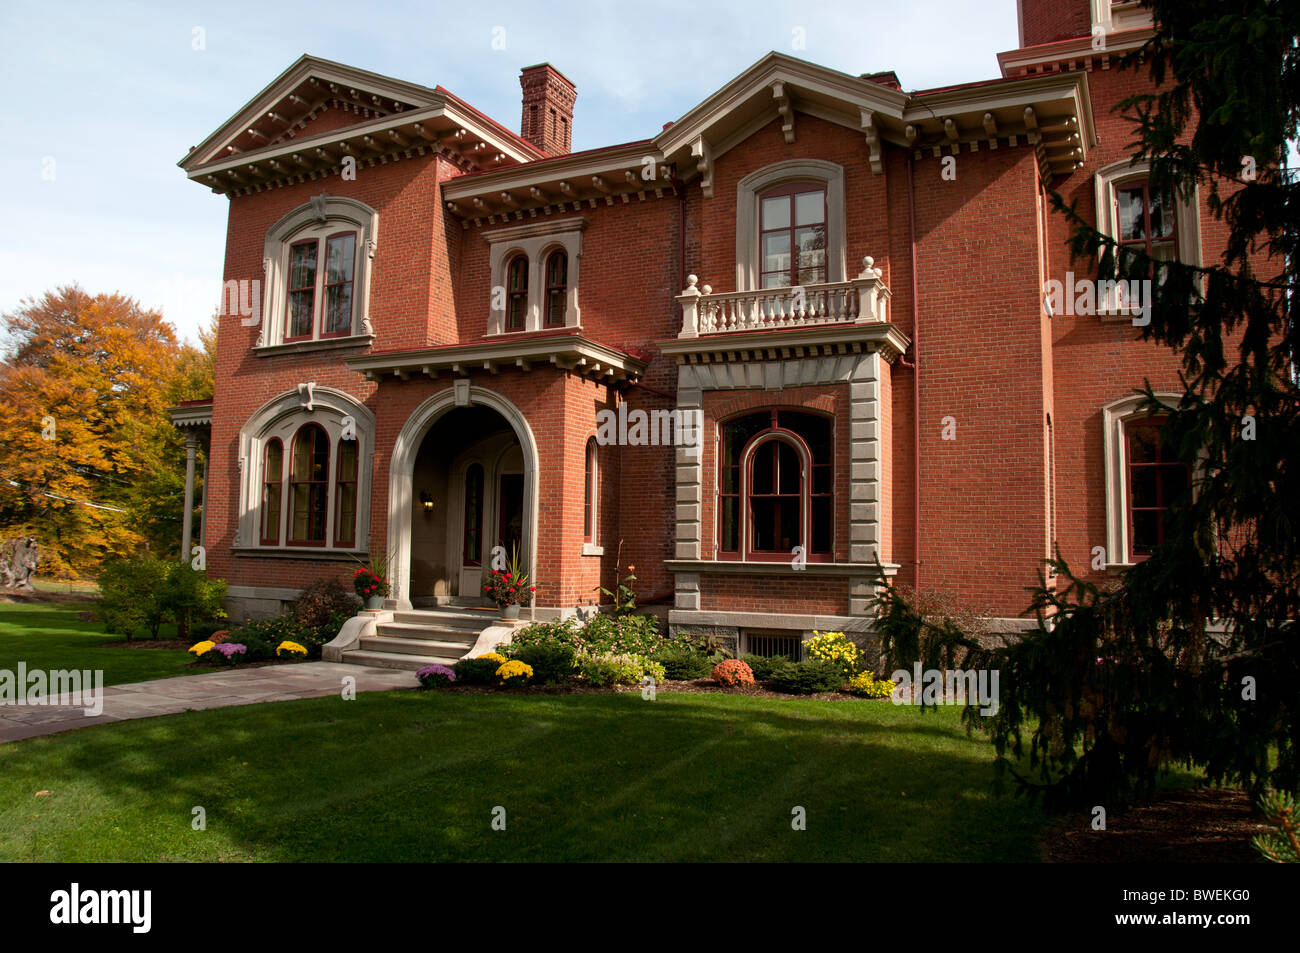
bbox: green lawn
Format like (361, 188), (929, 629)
(0, 689), (1048, 862)
(0, 601), (194, 686)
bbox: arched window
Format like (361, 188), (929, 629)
(544, 250), (568, 327)
(322, 231), (357, 336)
(463, 462), (484, 566)
(261, 439), (283, 545)
(758, 183), (827, 288)
(289, 424), (330, 545)
(583, 437), (598, 543)
(334, 438), (358, 547)
(719, 409), (833, 560)
(506, 255), (529, 331)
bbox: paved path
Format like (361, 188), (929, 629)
(0, 663), (415, 744)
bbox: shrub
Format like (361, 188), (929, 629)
(511, 617), (584, 651)
(159, 564), (228, 640)
(802, 631), (862, 680)
(220, 616), (310, 662)
(496, 659), (533, 687)
(416, 664), (457, 689)
(653, 643), (713, 680)
(848, 671), (897, 698)
(453, 655), (502, 686)
(741, 653), (790, 682)
(582, 613), (665, 656)
(96, 557), (172, 639)
(578, 652), (664, 687)
(767, 660), (844, 695)
(293, 579), (359, 630)
(511, 642), (577, 684)
(712, 659), (755, 687)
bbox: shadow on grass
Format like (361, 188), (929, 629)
(0, 690), (1046, 862)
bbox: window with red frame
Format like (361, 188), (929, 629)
(334, 438), (357, 547)
(1126, 416), (1188, 557)
(759, 184), (827, 289)
(506, 255), (528, 330)
(544, 250), (567, 327)
(718, 409), (833, 559)
(285, 231), (358, 340)
(583, 437), (597, 542)
(289, 424), (330, 545)
(261, 439), (283, 545)
(1116, 181), (1177, 267)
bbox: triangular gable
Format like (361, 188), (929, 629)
(653, 51), (1095, 185)
(181, 55), (443, 169)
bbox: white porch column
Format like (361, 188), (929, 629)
(181, 431), (198, 560)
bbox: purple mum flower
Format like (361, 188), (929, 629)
(215, 643), (247, 658)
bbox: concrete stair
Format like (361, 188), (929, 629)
(342, 609), (497, 672)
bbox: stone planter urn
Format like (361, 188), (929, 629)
(364, 594), (384, 611)
(500, 604), (521, 621)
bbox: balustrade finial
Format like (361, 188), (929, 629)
(858, 255), (883, 280)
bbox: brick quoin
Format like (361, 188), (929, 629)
(180, 0), (1234, 634)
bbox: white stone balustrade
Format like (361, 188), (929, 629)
(676, 256), (891, 339)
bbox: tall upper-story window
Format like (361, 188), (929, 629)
(506, 255), (529, 331)
(1117, 182), (1177, 266)
(545, 251), (568, 328)
(1094, 161), (1201, 317)
(759, 184), (827, 288)
(261, 195), (378, 350)
(718, 409), (833, 560)
(736, 161), (845, 292)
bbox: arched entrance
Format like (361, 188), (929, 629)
(388, 387), (539, 610)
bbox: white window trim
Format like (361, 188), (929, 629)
(236, 387), (375, 553)
(736, 430), (813, 559)
(1102, 391), (1183, 568)
(483, 217), (586, 336)
(260, 195), (379, 349)
(1092, 0), (1153, 37)
(736, 159), (846, 292)
(1093, 159), (1202, 320)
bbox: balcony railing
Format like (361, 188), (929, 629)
(676, 256), (892, 339)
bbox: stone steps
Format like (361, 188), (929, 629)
(341, 609), (495, 672)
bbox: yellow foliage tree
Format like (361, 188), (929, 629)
(0, 286), (214, 578)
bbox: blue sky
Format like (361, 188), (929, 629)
(0, 0), (1022, 343)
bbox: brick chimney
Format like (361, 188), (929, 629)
(520, 63), (576, 156)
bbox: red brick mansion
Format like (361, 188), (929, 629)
(173, 0), (1203, 660)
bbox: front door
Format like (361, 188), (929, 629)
(457, 462), (485, 598)
(497, 473), (524, 564)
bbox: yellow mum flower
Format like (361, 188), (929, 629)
(277, 640), (308, 657)
(478, 652), (507, 665)
(188, 640), (215, 657)
(495, 660), (533, 685)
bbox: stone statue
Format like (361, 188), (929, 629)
(0, 536), (39, 591)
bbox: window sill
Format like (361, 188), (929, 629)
(254, 334), (375, 357)
(665, 559), (898, 577)
(581, 543), (604, 557)
(1097, 309), (1148, 325)
(233, 547), (368, 561)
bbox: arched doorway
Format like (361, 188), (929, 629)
(388, 387), (539, 610)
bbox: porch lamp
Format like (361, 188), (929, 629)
(419, 491), (435, 514)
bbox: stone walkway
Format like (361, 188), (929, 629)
(0, 662), (415, 744)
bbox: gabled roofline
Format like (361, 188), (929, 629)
(179, 54), (543, 173)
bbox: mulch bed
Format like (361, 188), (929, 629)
(94, 638), (193, 650)
(1039, 788), (1270, 863)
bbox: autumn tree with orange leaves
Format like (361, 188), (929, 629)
(0, 285), (214, 577)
